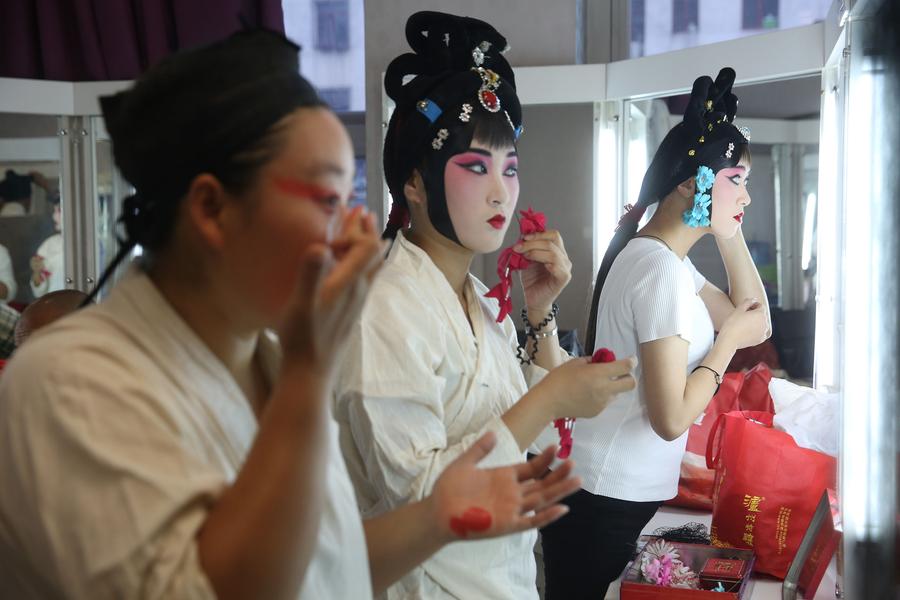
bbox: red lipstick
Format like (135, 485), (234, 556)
(488, 215), (506, 229)
(734, 212), (744, 223)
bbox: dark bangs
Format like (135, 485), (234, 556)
(470, 109), (518, 150)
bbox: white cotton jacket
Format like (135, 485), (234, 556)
(0, 269), (373, 600)
(334, 232), (561, 600)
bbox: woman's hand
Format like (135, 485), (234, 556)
(279, 206), (384, 371)
(538, 355), (638, 420)
(516, 230), (572, 314)
(30, 255), (44, 275)
(428, 432), (581, 543)
(718, 298), (770, 350)
(30, 255), (46, 285)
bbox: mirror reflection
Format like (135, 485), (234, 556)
(624, 75), (820, 383)
(0, 113), (64, 310)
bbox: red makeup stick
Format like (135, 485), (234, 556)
(553, 348), (617, 459)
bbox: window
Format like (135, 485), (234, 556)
(629, 0), (826, 58)
(631, 0), (645, 55)
(743, 0), (779, 30)
(318, 87), (351, 112)
(672, 0), (698, 34)
(315, 0), (349, 52)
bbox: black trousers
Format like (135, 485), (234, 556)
(540, 489), (661, 600)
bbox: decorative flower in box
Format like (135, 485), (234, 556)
(640, 540), (700, 589)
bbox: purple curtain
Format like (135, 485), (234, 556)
(0, 0), (284, 81)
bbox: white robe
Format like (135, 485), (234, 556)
(30, 233), (64, 298)
(334, 231), (561, 600)
(0, 269), (372, 599)
(0, 244), (16, 303)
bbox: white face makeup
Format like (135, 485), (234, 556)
(443, 139), (520, 253)
(710, 157), (751, 238)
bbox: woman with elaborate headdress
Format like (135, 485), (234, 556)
(539, 68), (772, 598)
(334, 11), (637, 599)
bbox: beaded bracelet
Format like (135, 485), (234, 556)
(516, 303), (560, 365)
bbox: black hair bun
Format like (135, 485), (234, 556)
(683, 67), (740, 134)
(385, 11), (515, 109)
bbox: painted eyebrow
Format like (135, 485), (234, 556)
(462, 148), (519, 158)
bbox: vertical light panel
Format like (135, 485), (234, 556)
(839, 10), (896, 599)
(841, 41), (875, 545)
(813, 66), (842, 392)
(593, 101), (622, 273)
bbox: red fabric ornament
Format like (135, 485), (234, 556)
(484, 208), (547, 323)
(554, 347), (617, 459)
(518, 207), (546, 234)
(387, 202), (410, 230)
(616, 203), (646, 231)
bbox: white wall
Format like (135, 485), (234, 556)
(477, 103), (596, 337)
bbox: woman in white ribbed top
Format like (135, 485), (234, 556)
(540, 68), (772, 599)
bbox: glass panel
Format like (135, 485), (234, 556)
(0, 113), (64, 313)
(622, 75), (821, 382)
(629, 0), (832, 58)
(91, 115), (136, 300)
(283, 0), (365, 112)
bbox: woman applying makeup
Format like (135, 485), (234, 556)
(333, 12), (637, 600)
(539, 69), (772, 599)
(0, 30), (599, 600)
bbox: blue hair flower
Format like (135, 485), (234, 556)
(683, 192), (711, 227)
(696, 165), (715, 192)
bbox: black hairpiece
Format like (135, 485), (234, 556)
(382, 11), (523, 241)
(651, 522), (712, 545)
(0, 170), (33, 201)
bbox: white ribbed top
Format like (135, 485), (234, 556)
(570, 237), (714, 501)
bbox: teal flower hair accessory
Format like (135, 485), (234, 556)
(683, 165), (715, 227)
(696, 165), (715, 191)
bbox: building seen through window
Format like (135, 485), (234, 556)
(630, 0), (831, 57)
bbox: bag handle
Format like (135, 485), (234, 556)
(705, 410), (775, 470)
(705, 413), (728, 469)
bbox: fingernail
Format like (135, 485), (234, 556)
(513, 244), (523, 252)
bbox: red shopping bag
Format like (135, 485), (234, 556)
(667, 364), (775, 510)
(705, 410), (837, 579)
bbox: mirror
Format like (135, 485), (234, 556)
(623, 75), (821, 383)
(0, 113), (64, 307)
